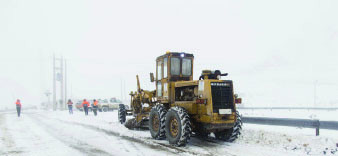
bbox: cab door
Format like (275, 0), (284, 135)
(162, 57), (169, 101)
(156, 59), (163, 98)
(156, 57), (169, 102)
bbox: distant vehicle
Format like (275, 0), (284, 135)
(75, 101), (83, 111)
(98, 99), (114, 112)
(98, 98), (124, 112)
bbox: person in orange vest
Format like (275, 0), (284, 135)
(92, 99), (99, 116)
(15, 99), (21, 117)
(82, 99), (89, 116)
(67, 99), (73, 114)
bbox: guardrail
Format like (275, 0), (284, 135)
(242, 116), (338, 136)
(238, 107), (338, 111)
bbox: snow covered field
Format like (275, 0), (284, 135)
(0, 109), (337, 156)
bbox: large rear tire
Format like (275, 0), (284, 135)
(165, 107), (192, 147)
(215, 111), (242, 142)
(118, 104), (126, 124)
(149, 104), (167, 140)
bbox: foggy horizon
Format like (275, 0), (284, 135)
(1, 0), (338, 109)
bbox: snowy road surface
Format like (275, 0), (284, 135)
(0, 110), (337, 156)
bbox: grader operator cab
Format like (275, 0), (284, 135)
(118, 52), (242, 146)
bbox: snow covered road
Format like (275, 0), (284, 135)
(1, 110), (337, 156)
(0, 111), (173, 156)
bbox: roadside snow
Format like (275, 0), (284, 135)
(1, 109), (337, 156)
(240, 109), (338, 121)
(239, 109), (338, 155)
(0, 113), (81, 155)
(240, 124), (338, 155)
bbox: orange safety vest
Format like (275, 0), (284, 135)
(82, 101), (89, 107)
(16, 101), (21, 107)
(93, 101), (98, 106)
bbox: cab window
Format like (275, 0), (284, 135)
(182, 58), (192, 76)
(163, 58), (168, 78)
(171, 57), (180, 76)
(157, 60), (162, 80)
(157, 82), (162, 97)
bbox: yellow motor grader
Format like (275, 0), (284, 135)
(118, 52), (242, 146)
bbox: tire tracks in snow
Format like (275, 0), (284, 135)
(37, 114), (211, 156)
(0, 114), (14, 147)
(189, 137), (237, 156)
(49, 114), (235, 155)
(0, 114), (24, 155)
(28, 114), (112, 156)
(58, 119), (200, 155)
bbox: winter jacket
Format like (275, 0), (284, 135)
(82, 101), (89, 107)
(16, 101), (21, 107)
(93, 101), (98, 106)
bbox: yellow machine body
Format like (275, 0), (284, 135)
(128, 52), (240, 133)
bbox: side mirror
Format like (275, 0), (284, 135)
(150, 73), (155, 82)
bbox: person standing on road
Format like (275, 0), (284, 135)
(82, 99), (89, 116)
(15, 99), (21, 117)
(93, 99), (98, 116)
(67, 99), (73, 114)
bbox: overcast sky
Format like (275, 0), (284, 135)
(1, 0), (338, 109)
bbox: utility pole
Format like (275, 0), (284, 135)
(53, 54), (67, 111)
(53, 54), (57, 111)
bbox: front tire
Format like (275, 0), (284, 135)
(165, 107), (192, 147)
(118, 104), (126, 124)
(103, 107), (108, 112)
(215, 111), (242, 142)
(149, 104), (167, 140)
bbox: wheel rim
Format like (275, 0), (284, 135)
(169, 117), (179, 137)
(152, 114), (160, 132)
